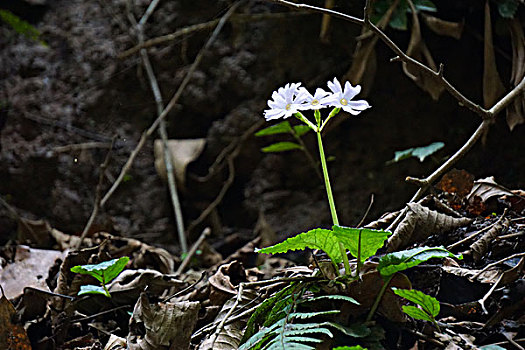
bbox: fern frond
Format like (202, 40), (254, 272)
(291, 310), (340, 320)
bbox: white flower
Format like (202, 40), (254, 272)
(296, 87), (333, 110)
(263, 82), (303, 121)
(326, 77), (370, 115)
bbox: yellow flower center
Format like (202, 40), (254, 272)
(311, 99), (319, 106)
(340, 98), (348, 106)
(285, 103), (292, 111)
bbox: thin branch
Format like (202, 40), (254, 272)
(185, 120), (263, 234)
(134, 5), (188, 252)
(77, 136), (117, 249)
(176, 227), (211, 275)
(119, 12), (308, 59)
(100, 2), (242, 208)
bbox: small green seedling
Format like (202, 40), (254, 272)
(392, 288), (441, 332)
(71, 256), (129, 297)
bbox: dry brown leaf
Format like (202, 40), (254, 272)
(104, 334), (127, 350)
(0, 286), (32, 350)
(402, 0), (444, 101)
(108, 269), (186, 296)
(506, 18), (525, 131)
(0, 245), (66, 299)
(468, 218), (509, 261)
(387, 203), (472, 251)
(128, 293), (200, 350)
(441, 266), (501, 283)
(154, 138), (206, 188)
(483, 0), (506, 109)
(421, 14), (464, 40)
(467, 176), (515, 204)
(436, 169), (475, 198)
(197, 297), (247, 350)
(209, 261), (246, 306)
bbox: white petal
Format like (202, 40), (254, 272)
(343, 81), (361, 100)
(327, 77), (343, 94)
(347, 99), (370, 110)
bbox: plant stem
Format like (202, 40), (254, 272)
(366, 274), (394, 322)
(316, 131), (351, 275)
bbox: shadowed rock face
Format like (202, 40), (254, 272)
(0, 0), (523, 252)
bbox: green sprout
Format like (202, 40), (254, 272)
(71, 257), (129, 297)
(392, 288), (441, 332)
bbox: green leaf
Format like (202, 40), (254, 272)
(413, 0), (437, 12)
(392, 288), (440, 317)
(332, 346), (367, 350)
(0, 9), (47, 46)
(304, 295), (359, 305)
(291, 310), (340, 320)
(71, 256), (129, 284)
(378, 246), (460, 277)
(479, 346), (507, 350)
(332, 226), (391, 263)
(77, 284), (110, 297)
(401, 305), (434, 322)
(262, 142), (303, 153)
(497, 0), (519, 18)
(293, 125), (311, 137)
(256, 228), (343, 263)
(255, 121), (293, 136)
(242, 284), (295, 343)
(391, 142), (444, 163)
(389, 5), (408, 30)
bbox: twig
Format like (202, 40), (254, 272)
(472, 252), (525, 280)
(119, 12), (308, 59)
(99, 2), (242, 208)
(185, 120), (263, 234)
(210, 283), (245, 348)
(176, 228), (211, 275)
(133, 4), (188, 253)
(52, 142), (113, 153)
(162, 271), (206, 303)
(77, 136), (117, 249)
(0, 196), (39, 242)
(356, 193), (374, 228)
(447, 209), (508, 251)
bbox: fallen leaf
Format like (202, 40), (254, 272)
(0, 286), (31, 350)
(154, 138), (206, 188)
(421, 13), (464, 40)
(402, 0), (444, 101)
(387, 203), (472, 251)
(436, 169), (475, 198)
(128, 293), (200, 350)
(506, 18), (525, 131)
(0, 245), (66, 299)
(483, 0), (506, 109)
(467, 176), (515, 203)
(468, 218), (509, 261)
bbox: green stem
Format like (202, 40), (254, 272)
(316, 131), (351, 275)
(366, 274), (394, 322)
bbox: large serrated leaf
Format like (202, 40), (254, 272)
(255, 121), (293, 136)
(392, 288), (440, 317)
(378, 246), (460, 276)
(256, 229), (343, 263)
(332, 225), (391, 262)
(262, 142), (303, 153)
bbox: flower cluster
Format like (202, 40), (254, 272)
(263, 77), (371, 121)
